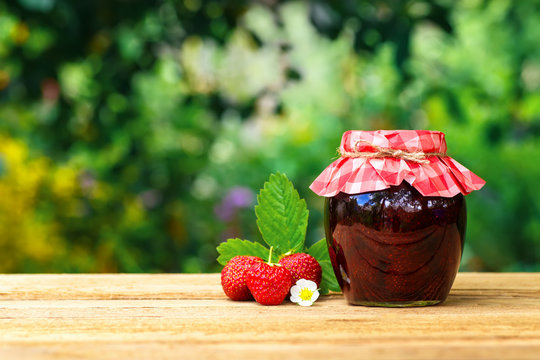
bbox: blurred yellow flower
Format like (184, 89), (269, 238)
(0, 135), (80, 272)
(11, 22), (29, 45)
(51, 166), (78, 199)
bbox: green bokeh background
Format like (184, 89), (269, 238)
(1, 0), (539, 273)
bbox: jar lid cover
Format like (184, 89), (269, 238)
(310, 130), (485, 197)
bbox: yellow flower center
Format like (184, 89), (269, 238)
(299, 287), (314, 301)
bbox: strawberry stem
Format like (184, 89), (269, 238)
(267, 246), (274, 264)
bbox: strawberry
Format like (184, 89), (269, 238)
(221, 255), (263, 301)
(279, 253), (322, 287)
(246, 261), (293, 305)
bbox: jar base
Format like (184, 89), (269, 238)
(348, 300), (442, 308)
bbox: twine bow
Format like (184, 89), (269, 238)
(338, 139), (447, 164)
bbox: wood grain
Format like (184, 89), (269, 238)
(1, 273), (539, 359)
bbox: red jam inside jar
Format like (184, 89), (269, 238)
(310, 130), (485, 307)
(325, 182), (466, 307)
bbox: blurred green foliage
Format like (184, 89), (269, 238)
(1, 0), (539, 273)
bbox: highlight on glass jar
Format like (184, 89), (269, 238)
(310, 130), (486, 307)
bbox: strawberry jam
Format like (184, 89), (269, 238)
(325, 181), (466, 307)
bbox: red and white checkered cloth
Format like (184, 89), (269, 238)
(310, 130), (486, 198)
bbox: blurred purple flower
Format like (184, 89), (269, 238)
(140, 189), (162, 209)
(214, 187), (255, 222)
(78, 170), (96, 194)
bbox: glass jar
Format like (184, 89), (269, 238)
(310, 130), (485, 307)
(325, 182), (466, 307)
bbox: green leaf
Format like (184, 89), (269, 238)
(306, 237), (330, 260)
(255, 172), (309, 256)
(307, 238), (341, 294)
(319, 261), (341, 294)
(216, 238), (271, 266)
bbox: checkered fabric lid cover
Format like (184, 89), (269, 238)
(309, 130), (486, 198)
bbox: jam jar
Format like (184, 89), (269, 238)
(310, 130), (485, 307)
(325, 182), (465, 306)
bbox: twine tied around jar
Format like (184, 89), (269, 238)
(338, 139), (447, 164)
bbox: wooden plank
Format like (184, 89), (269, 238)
(1, 272), (539, 300)
(1, 273), (539, 359)
(0, 274), (220, 300)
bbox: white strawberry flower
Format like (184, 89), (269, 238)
(290, 279), (320, 306)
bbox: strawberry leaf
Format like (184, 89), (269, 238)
(216, 238), (271, 266)
(319, 261), (341, 294)
(255, 172), (308, 256)
(306, 237), (330, 260)
(307, 238), (341, 294)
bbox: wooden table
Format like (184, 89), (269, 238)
(1, 273), (539, 359)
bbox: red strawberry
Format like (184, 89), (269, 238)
(279, 253), (322, 287)
(221, 256), (263, 301)
(246, 262), (293, 305)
